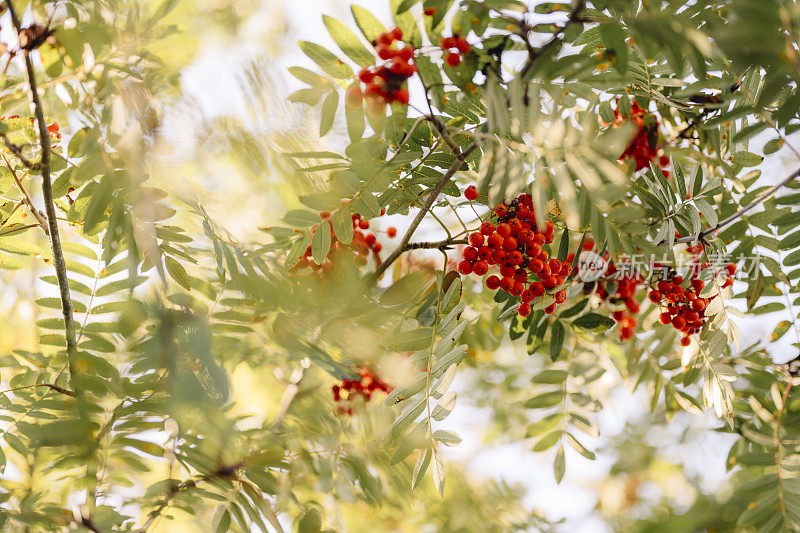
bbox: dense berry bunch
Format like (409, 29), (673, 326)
(650, 246), (736, 346)
(295, 210), (386, 272)
(579, 240), (644, 340)
(607, 100), (670, 176)
(331, 367), (393, 415)
(440, 34), (471, 67)
(347, 27), (415, 111)
(458, 190), (571, 317)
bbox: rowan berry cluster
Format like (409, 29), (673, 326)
(650, 245), (736, 346)
(608, 100), (670, 176)
(441, 34), (471, 67)
(458, 189), (571, 317)
(295, 210), (387, 271)
(578, 240), (644, 340)
(347, 27), (414, 111)
(331, 367), (393, 415)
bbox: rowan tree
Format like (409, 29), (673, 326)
(1, 0), (800, 531)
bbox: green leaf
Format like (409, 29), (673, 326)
(524, 390), (565, 409)
(323, 15), (375, 67)
(320, 90), (339, 136)
(396, 0), (417, 14)
(332, 207), (354, 244)
(412, 447), (431, 489)
(165, 256), (191, 290)
(731, 151), (763, 167)
(533, 430), (563, 452)
(573, 313), (615, 333)
(351, 5), (387, 42)
(312, 220), (332, 264)
(299, 41), (352, 79)
(565, 433), (596, 460)
(770, 320), (792, 342)
(298, 509), (322, 533)
(553, 444), (565, 483)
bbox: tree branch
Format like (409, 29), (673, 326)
(374, 144), (478, 279)
(518, 0), (586, 81)
(671, 166), (800, 245)
(3, 155), (48, 233)
(5, 1), (78, 384)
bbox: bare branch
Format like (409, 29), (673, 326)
(671, 166), (800, 245)
(3, 155), (48, 233)
(375, 144), (478, 279)
(4, 1), (78, 384)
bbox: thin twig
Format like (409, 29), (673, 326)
(3, 155), (48, 233)
(5, 0), (79, 384)
(518, 0), (586, 81)
(0, 133), (42, 170)
(670, 166), (800, 245)
(375, 144), (478, 279)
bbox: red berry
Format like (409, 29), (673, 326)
(495, 205), (508, 218)
(529, 259), (544, 273)
(486, 275), (500, 290)
(555, 290), (566, 303)
(619, 326), (634, 340)
(393, 87), (410, 105)
(513, 268), (528, 283)
(648, 290), (662, 303)
(445, 52), (462, 67)
(500, 277), (513, 291)
(480, 221), (495, 235)
(659, 155), (670, 167)
(488, 233), (503, 249)
(373, 243), (382, 253)
(496, 223), (511, 237)
(548, 258), (561, 274)
(455, 37), (471, 54)
(387, 227), (397, 238)
(377, 44), (394, 60)
(500, 263), (515, 278)
(691, 279), (704, 292)
(441, 36), (457, 49)
(502, 236), (518, 251)
(346, 86), (363, 107)
(391, 27), (403, 41)
(518, 303), (532, 317)
(469, 232), (484, 247)
(680, 336), (691, 347)
(726, 263), (736, 275)
(473, 260), (489, 276)
(530, 282), (545, 297)
(463, 246), (478, 262)
(458, 260), (473, 275)
(508, 250), (524, 265)
(464, 185), (478, 201)
(424, 7), (437, 16)
(544, 303), (557, 314)
(691, 299), (706, 312)
(659, 312), (671, 325)
(358, 69), (374, 83)
(521, 289), (534, 303)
